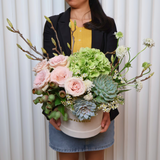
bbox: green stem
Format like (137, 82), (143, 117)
(130, 46), (147, 63)
(121, 68), (129, 77)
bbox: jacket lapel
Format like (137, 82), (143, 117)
(58, 7), (104, 54)
(92, 29), (104, 50)
(58, 8), (71, 56)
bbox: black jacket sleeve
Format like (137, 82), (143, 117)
(106, 19), (119, 121)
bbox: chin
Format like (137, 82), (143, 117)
(66, 0), (88, 8)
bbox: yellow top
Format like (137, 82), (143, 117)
(70, 19), (92, 53)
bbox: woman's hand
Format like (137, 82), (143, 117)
(49, 118), (61, 131)
(100, 112), (111, 133)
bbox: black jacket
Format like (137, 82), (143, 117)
(43, 8), (119, 121)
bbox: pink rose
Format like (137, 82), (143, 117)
(33, 69), (50, 89)
(49, 55), (69, 68)
(50, 66), (72, 87)
(33, 59), (49, 73)
(64, 77), (86, 97)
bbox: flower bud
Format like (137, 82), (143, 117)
(37, 89), (43, 95)
(32, 88), (37, 94)
(41, 48), (47, 54)
(7, 18), (13, 28)
(69, 22), (72, 28)
(44, 108), (51, 114)
(48, 94), (56, 102)
(125, 62), (131, 68)
(67, 43), (71, 49)
(44, 16), (52, 24)
(25, 54), (33, 60)
(46, 104), (52, 110)
(51, 38), (56, 46)
(59, 90), (66, 98)
(48, 111), (56, 119)
(142, 62), (151, 70)
(39, 97), (43, 103)
(54, 112), (61, 120)
(17, 44), (22, 49)
(27, 39), (33, 47)
(41, 95), (48, 102)
(49, 82), (58, 89)
(33, 97), (41, 104)
(6, 26), (14, 32)
(149, 72), (154, 78)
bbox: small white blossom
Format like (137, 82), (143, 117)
(82, 73), (87, 78)
(135, 79), (143, 92)
(116, 46), (128, 59)
(143, 38), (155, 48)
(113, 75), (117, 79)
(83, 93), (93, 101)
(75, 70), (81, 75)
(102, 108), (111, 112)
(84, 80), (94, 91)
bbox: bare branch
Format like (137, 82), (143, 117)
(50, 25), (63, 54)
(11, 27), (47, 59)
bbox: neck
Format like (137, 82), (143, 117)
(70, 3), (91, 20)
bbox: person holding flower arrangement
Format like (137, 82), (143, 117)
(6, 0), (154, 159)
(43, 0), (119, 160)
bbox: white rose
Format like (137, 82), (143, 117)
(116, 46), (128, 59)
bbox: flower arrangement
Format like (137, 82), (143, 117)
(6, 17), (154, 122)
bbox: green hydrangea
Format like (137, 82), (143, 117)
(69, 47), (111, 80)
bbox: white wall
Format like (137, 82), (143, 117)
(0, 0), (160, 160)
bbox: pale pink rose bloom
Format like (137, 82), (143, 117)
(64, 77), (86, 97)
(33, 59), (49, 73)
(49, 55), (68, 68)
(33, 69), (50, 89)
(50, 66), (72, 87)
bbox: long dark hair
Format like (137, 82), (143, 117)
(84, 0), (113, 32)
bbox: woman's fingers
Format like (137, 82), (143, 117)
(49, 118), (61, 131)
(100, 112), (111, 133)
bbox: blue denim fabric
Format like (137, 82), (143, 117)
(49, 120), (114, 153)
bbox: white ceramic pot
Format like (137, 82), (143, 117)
(60, 109), (103, 139)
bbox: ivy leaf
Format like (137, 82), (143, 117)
(58, 105), (65, 116)
(55, 97), (61, 106)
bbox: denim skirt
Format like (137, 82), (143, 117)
(49, 120), (114, 153)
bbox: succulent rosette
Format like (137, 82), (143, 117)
(68, 47), (111, 80)
(92, 75), (118, 103)
(72, 99), (97, 121)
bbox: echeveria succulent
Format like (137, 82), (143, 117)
(92, 75), (118, 103)
(72, 99), (97, 121)
(69, 47), (111, 80)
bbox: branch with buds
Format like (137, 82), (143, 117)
(44, 16), (63, 55)
(6, 18), (49, 61)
